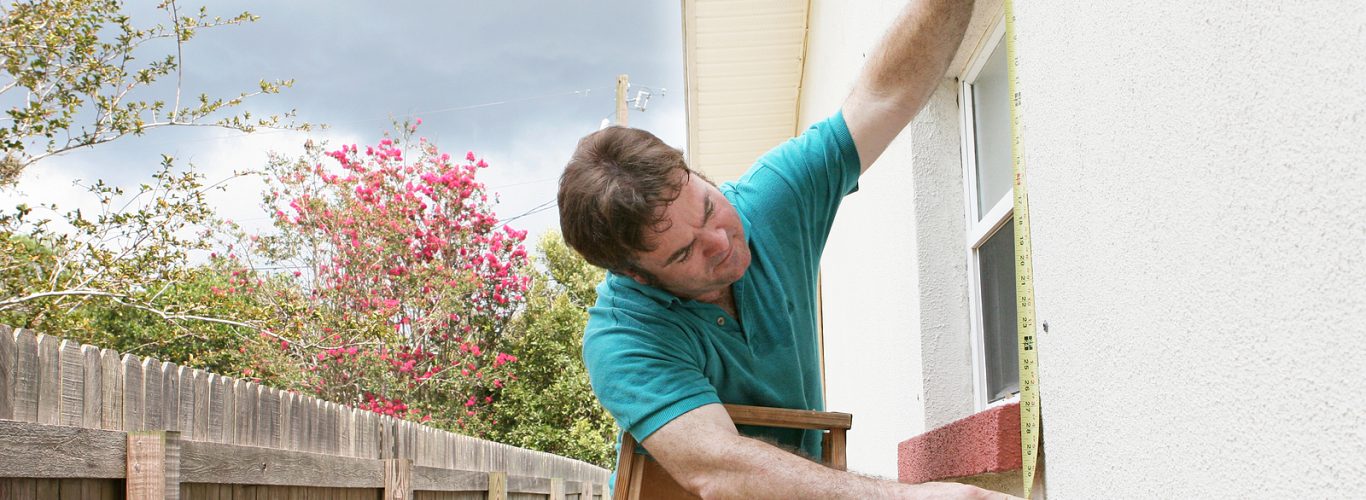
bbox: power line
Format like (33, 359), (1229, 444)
(497, 198), (556, 226)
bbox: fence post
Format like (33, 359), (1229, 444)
(550, 478), (565, 500)
(127, 430), (180, 499)
(487, 471), (508, 500)
(384, 458), (413, 500)
(580, 480), (594, 500)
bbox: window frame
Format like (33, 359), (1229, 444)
(957, 15), (1020, 412)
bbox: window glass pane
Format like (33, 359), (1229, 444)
(972, 35), (1012, 219)
(978, 218), (1019, 402)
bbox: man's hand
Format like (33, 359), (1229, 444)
(642, 404), (1018, 499)
(843, 0), (976, 172)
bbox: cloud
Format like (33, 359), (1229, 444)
(1, 0), (688, 262)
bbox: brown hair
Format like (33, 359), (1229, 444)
(558, 126), (696, 277)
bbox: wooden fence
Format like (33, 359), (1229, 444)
(0, 325), (609, 500)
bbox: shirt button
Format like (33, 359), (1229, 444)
(716, 317), (726, 326)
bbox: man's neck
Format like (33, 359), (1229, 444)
(697, 285), (738, 320)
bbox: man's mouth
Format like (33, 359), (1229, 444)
(714, 242), (733, 270)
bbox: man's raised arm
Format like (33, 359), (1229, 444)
(644, 404), (1010, 499)
(843, 0), (975, 172)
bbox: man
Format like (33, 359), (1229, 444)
(559, 0), (1010, 497)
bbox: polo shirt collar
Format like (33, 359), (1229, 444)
(606, 271), (684, 307)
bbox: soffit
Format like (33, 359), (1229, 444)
(682, 0), (810, 183)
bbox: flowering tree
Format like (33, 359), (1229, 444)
(232, 123), (531, 431)
(485, 232), (615, 467)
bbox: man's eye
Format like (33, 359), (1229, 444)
(679, 247), (693, 263)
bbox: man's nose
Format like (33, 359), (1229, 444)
(702, 227), (728, 259)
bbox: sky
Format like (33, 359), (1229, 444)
(1, 0), (687, 245)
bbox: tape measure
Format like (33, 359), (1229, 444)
(1005, 1), (1041, 497)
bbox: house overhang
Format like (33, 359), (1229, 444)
(681, 0), (811, 183)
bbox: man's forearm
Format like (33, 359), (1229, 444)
(843, 0), (976, 171)
(690, 434), (980, 500)
(859, 0), (975, 103)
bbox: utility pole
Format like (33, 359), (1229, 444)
(615, 74), (629, 126)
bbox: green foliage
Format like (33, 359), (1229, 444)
(0, 0), (303, 380)
(0, 0), (301, 186)
(487, 232), (615, 468)
(0, 2), (617, 463)
(0, 158), (287, 376)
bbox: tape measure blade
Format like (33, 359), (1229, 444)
(1005, 0), (1042, 498)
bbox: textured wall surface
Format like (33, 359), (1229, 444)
(804, 0), (930, 479)
(1016, 2), (1366, 498)
(897, 402), (1021, 484)
(909, 80), (976, 431)
(806, 0), (1008, 479)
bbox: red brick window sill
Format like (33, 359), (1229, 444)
(897, 402), (1022, 483)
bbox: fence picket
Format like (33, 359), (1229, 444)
(58, 339), (83, 426)
(80, 344), (101, 428)
(192, 369), (211, 441)
(323, 399), (335, 455)
(337, 403), (348, 456)
(420, 425), (432, 467)
(220, 375), (237, 444)
(142, 358), (163, 430)
(328, 402), (341, 456)
(251, 383), (265, 447)
(35, 334), (60, 425)
(162, 361), (180, 432)
(235, 380), (253, 446)
(280, 391), (295, 451)
(99, 348), (122, 430)
(435, 426), (448, 468)
(446, 431), (459, 469)
(370, 411), (383, 460)
(303, 395), (317, 453)
(356, 409), (373, 459)
(178, 366), (195, 439)
(436, 427), (449, 468)
(373, 410), (386, 460)
(386, 414), (398, 460)
(206, 374), (226, 443)
(317, 400), (330, 455)
(0, 325), (14, 420)
(399, 420), (412, 461)
(323, 400), (335, 455)
(260, 386), (279, 448)
(12, 329), (38, 422)
(121, 354), (144, 431)
(288, 391), (303, 452)
(312, 396), (325, 454)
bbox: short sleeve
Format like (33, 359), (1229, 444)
(747, 110), (861, 206)
(582, 313), (720, 443)
(728, 111), (861, 258)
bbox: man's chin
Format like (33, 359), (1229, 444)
(723, 255), (751, 284)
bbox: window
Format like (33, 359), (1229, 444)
(960, 18), (1019, 408)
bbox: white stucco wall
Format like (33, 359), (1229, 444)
(805, 0), (1002, 479)
(803, 0), (928, 479)
(1016, 2), (1366, 498)
(809, 0), (1364, 494)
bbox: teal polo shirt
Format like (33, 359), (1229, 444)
(582, 111), (860, 471)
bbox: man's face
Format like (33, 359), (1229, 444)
(628, 171), (751, 302)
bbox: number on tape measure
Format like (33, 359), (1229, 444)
(1005, 1), (1041, 498)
